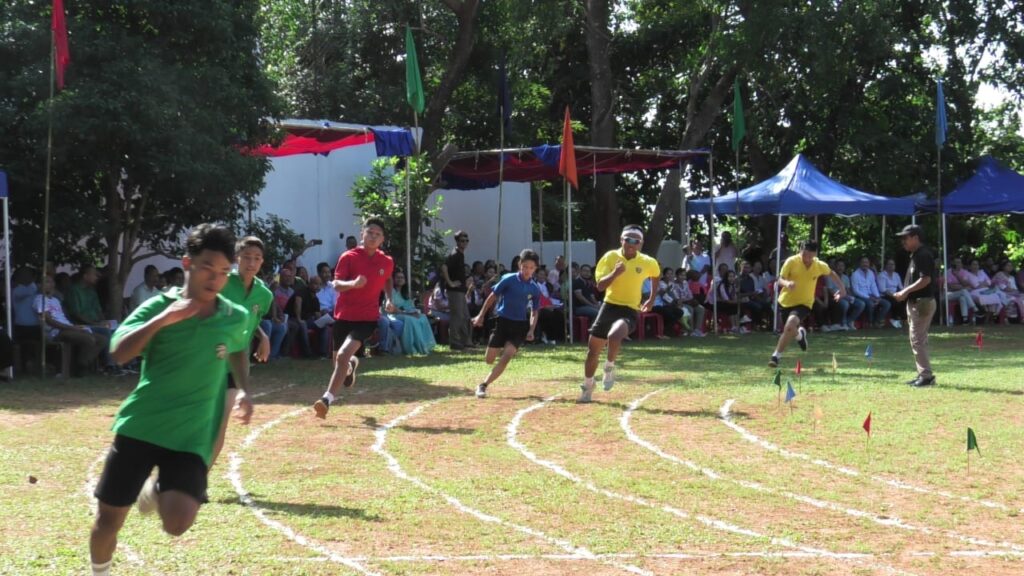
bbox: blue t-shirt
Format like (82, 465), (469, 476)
(493, 272), (541, 322)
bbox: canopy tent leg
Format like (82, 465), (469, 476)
(3, 197), (12, 379)
(880, 215), (886, 271)
(708, 155), (717, 334)
(566, 179), (574, 343)
(773, 214), (782, 334)
(537, 184), (544, 266)
(942, 213), (950, 326)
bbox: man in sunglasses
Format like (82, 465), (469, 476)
(579, 225), (661, 403)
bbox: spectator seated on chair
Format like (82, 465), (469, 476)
(34, 275), (108, 376)
(130, 264), (164, 312)
(993, 260), (1024, 321)
(383, 270), (436, 355)
(877, 258), (905, 328)
(959, 258), (1006, 321)
(260, 292), (291, 361)
(64, 264), (119, 339)
(673, 268), (705, 336)
(716, 271), (747, 333)
(945, 257), (978, 323)
(649, 271), (683, 336)
(827, 260), (864, 330)
(851, 256), (892, 328)
(738, 261), (767, 330)
(572, 264), (601, 321)
(293, 275), (330, 358)
(429, 280), (451, 322)
(12, 266), (41, 345)
(532, 268), (565, 343)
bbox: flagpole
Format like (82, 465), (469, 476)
(567, 176), (574, 343)
(407, 112), (417, 294)
(497, 107), (505, 265)
(40, 28), (56, 377)
(538, 184), (544, 265)
(709, 155), (717, 334)
(939, 148), (950, 327)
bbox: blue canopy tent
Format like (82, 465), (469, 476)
(930, 156), (1024, 323)
(687, 154), (917, 331)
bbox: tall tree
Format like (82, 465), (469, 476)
(584, 0), (620, 253)
(0, 1), (280, 308)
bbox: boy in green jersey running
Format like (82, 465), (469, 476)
(211, 236), (273, 466)
(88, 224), (252, 576)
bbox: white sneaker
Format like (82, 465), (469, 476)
(821, 324), (833, 333)
(137, 474), (158, 516)
(603, 365), (616, 391)
(579, 383), (595, 403)
(846, 323), (858, 331)
(796, 327), (808, 351)
(691, 330), (705, 337)
(740, 315), (752, 324)
(475, 383), (488, 398)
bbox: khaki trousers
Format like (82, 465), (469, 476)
(907, 297), (936, 378)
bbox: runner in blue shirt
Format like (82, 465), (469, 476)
(470, 249), (541, 398)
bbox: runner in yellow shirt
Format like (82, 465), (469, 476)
(580, 225), (661, 403)
(770, 240), (846, 367)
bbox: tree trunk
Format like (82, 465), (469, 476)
(420, 0), (480, 156)
(584, 0), (619, 256)
(644, 67), (737, 257)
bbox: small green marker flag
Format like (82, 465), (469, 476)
(773, 368), (782, 389)
(731, 78), (746, 153)
(405, 26), (425, 115)
(967, 427), (979, 454)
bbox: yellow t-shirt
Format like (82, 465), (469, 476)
(595, 249), (661, 310)
(777, 255), (831, 309)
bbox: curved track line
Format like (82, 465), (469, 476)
(624, 390), (1024, 553)
(508, 393), (919, 576)
(228, 407), (382, 576)
(372, 401), (653, 576)
(719, 399), (1024, 515)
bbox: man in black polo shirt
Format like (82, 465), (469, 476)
(441, 230), (472, 350)
(893, 225), (936, 387)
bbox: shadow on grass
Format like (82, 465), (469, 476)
(216, 494), (382, 521)
(357, 414), (476, 435)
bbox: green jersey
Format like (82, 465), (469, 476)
(110, 289), (249, 466)
(220, 272), (273, 350)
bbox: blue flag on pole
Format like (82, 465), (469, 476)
(935, 79), (947, 148)
(785, 381), (796, 403)
(865, 344), (873, 359)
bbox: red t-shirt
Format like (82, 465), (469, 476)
(333, 247), (394, 322)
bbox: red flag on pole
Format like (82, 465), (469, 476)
(52, 0), (70, 90)
(558, 106), (578, 190)
(975, 330), (983, 350)
(862, 412), (872, 436)
(795, 359), (802, 376)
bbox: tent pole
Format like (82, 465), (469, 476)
(3, 197), (12, 379)
(773, 214), (782, 333)
(538, 184), (544, 265)
(880, 215), (886, 271)
(814, 215), (818, 242)
(709, 154), (717, 334)
(40, 28), (56, 378)
(407, 112), (418, 297)
(568, 178), (574, 343)
(942, 213), (950, 326)
(679, 160), (687, 267)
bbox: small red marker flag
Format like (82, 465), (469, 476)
(52, 0), (70, 90)
(862, 412), (872, 436)
(795, 359), (802, 376)
(975, 331), (983, 350)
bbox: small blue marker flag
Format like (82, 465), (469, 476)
(785, 381), (796, 403)
(865, 344), (873, 359)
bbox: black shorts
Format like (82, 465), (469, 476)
(226, 372), (236, 390)
(488, 317), (530, 349)
(779, 305), (812, 321)
(94, 435), (208, 507)
(332, 320), (378, 351)
(590, 303), (638, 339)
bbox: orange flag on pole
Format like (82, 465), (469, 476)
(558, 106), (578, 190)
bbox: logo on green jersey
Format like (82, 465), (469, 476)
(216, 344), (227, 359)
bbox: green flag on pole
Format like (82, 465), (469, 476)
(967, 428), (979, 454)
(405, 26), (424, 114)
(731, 78), (745, 153)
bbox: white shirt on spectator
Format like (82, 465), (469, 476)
(316, 285), (337, 312)
(131, 282), (163, 311)
(33, 294), (74, 339)
(851, 268), (881, 299)
(877, 270), (902, 294)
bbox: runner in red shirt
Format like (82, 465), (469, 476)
(314, 218), (395, 418)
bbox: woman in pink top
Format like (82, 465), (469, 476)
(993, 260), (1024, 320)
(958, 259), (1005, 318)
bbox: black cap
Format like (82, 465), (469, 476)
(895, 224), (923, 238)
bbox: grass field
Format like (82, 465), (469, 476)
(2, 325), (1022, 575)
